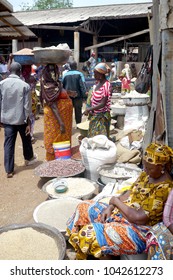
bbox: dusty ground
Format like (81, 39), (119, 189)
(0, 112), (85, 259)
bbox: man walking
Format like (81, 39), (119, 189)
(62, 61), (87, 125)
(0, 62), (37, 178)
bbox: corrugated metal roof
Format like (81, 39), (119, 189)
(13, 3), (152, 26)
(0, 0), (36, 38)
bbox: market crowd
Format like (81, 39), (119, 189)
(0, 51), (173, 261)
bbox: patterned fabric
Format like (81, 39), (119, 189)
(87, 111), (111, 138)
(31, 89), (38, 116)
(94, 63), (110, 74)
(146, 222), (173, 260)
(91, 80), (111, 114)
(88, 56), (96, 78)
(66, 171), (173, 259)
(44, 91), (73, 161)
(40, 64), (61, 106)
(143, 142), (173, 165)
(66, 200), (149, 260)
(129, 172), (173, 226)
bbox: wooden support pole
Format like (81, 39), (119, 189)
(74, 31), (80, 65)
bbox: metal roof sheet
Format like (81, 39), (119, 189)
(0, 0), (13, 12)
(0, 0), (36, 38)
(13, 3), (152, 26)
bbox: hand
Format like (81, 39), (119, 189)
(83, 109), (90, 116)
(100, 205), (114, 223)
(9, 53), (14, 61)
(25, 125), (31, 136)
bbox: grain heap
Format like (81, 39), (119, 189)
(0, 227), (60, 260)
(43, 177), (97, 199)
(35, 159), (85, 178)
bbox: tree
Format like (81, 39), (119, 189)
(20, 0), (73, 11)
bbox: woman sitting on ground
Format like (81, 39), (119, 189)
(66, 143), (173, 260)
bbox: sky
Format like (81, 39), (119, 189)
(8, 0), (152, 12)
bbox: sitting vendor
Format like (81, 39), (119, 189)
(66, 143), (173, 260)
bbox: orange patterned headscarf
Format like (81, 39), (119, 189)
(143, 142), (173, 165)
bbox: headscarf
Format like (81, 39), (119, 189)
(94, 63), (110, 74)
(143, 142), (173, 165)
(40, 64), (61, 106)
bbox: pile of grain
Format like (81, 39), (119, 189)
(13, 48), (34, 55)
(35, 159), (85, 178)
(0, 227), (60, 260)
(44, 177), (96, 199)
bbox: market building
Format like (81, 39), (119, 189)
(1, 2), (152, 68)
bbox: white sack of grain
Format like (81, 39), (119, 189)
(79, 135), (117, 181)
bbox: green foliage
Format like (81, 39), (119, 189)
(20, 0), (73, 11)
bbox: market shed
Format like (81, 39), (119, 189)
(0, 0), (36, 39)
(13, 2), (152, 63)
(0, 0), (36, 59)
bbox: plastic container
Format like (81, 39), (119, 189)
(13, 55), (35, 65)
(53, 141), (70, 149)
(54, 147), (71, 160)
(53, 141), (71, 160)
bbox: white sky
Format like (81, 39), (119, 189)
(8, 0), (152, 12)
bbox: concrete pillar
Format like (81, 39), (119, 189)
(74, 31), (80, 65)
(92, 35), (98, 59)
(162, 30), (173, 147)
(12, 39), (18, 53)
(38, 37), (42, 47)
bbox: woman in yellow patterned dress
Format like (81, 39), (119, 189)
(66, 143), (173, 259)
(40, 64), (73, 161)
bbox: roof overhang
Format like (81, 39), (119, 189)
(0, 0), (36, 39)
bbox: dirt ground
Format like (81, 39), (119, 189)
(0, 112), (84, 259)
(0, 112), (82, 224)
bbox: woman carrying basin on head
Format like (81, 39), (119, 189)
(40, 64), (73, 161)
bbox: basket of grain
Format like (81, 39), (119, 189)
(33, 197), (82, 236)
(13, 48), (36, 65)
(0, 223), (66, 260)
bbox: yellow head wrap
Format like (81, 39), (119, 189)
(143, 142), (173, 165)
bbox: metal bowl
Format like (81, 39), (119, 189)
(0, 223), (66, 260)
(33, 198), (82, 236)
(32, 48), (72, 65)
